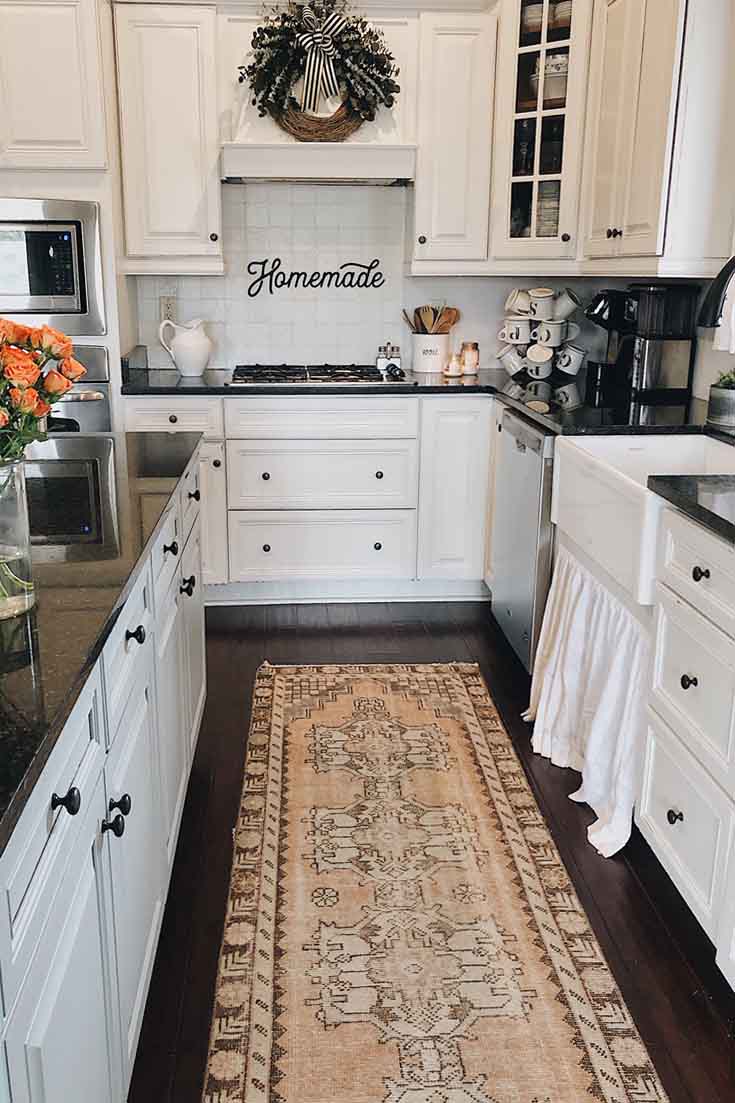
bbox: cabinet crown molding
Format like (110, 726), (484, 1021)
(114, 0), (495, 9)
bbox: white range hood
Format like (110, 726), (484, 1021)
(220, 141), (416, 184)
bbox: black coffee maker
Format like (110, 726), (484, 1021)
(585, 283), (700, 425)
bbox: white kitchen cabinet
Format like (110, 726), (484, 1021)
(180, 520), (207, 753)
(0, 0), (107, 169)
(417, 398), (491, 581)
(114, 4), (223, 273)
(105, 649), (165, 1090)
(123, 397), (224, 440)
(199, 441), (229, 585)
(155, 575), (188, 871)
(491, 0), (593, 260)
(412, 12), (497, 263)
(3, 771), (119, 1103)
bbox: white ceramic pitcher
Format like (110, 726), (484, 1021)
(159, 318), (212, 377)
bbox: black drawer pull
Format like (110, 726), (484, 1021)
(680, 674), (699, 691)
(51, 786), (81, 817)
(188, 489), (201, 502)
(180, 575), (196, 598)
(163, 540), (179, 557)
(262, 472), (271, 481)
(606, 228), (613, 239)
(375, 471), (384, 480)
(169, 414), (178, 424)
(125, 625), (146, 646)
(667, 809), (684, 826)
(213, 459), (222, 469)
(109, 793), (132, 817)
(210, 232), (219, 242)
(102, 814), (125, 839)
(418, 235), (427, 245)
(374, 542), (382, 551)
(692, 565), (710, 583)
(263, 544), (271, 553)
(561, 232), (571, 243)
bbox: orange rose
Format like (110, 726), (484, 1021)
(34, 400), (51, 418)
(29, 325), (73, 360)
(0, 319), (33, 347)
(0, 409), (10, 428)
(9, 387), (40, 414)
(42, 369), (73, 396)
(0, 346), (41, 389)
(59, 357), (86, 381)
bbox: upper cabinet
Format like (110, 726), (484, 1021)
(491, 0), (593, 260)
(412, 12), (497, 264)
(582, 0), (735, 274)
(0, 0), (107, 170)
(114, 3), (223, 274)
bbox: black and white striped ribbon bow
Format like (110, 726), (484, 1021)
(297, 5), (347, 113)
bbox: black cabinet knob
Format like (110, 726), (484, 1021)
(213, 459), (222, 468)
(606, 228), (613, 239)
(263, 544), (271, 553)
(51, 786), (81, 817)
(418, 235), (427, 245)
(692, 565), (710, 583)
(667, 808), (684, 826)
(374, 542), (382, 551)
(102, 813), (125, 838)
(375, 471), (384, 480)
(109, 793), (132, 817)
(180, 575), (196, 598)
(680, 674), (699, 690)
(262, 472), (271, 481)
(561, 233), (571, 242)
(169, 414), (178, 424)
(210, 232), (219, 242)
(188, 489), (201, 501)
(163, 540), (179, 557)
(125, 624), (146, 646)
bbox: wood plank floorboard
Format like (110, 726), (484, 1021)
(128, 602), (735, 1103)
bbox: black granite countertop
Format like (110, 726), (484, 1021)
(647, 475), (735, 545)
(0, 431), (201, 855)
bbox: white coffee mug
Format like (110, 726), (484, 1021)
(526, 357), (553, 380)
(525, 379), (552, 402)
(554, 381), (582, 410)
(498, 315), (531, 344)
(528, 288), (555, 319)
(566, 321), (582, 341)
(555, 342), (586, 376)
(496, 343), (527, 376)
(552, 287), (581, 321)
(505, 288), (532, 315)
(531, 319), (567, 347)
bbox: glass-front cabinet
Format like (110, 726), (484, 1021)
(492, 0), (593, 260)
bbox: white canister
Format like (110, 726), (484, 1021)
(413, 333), (450, 374)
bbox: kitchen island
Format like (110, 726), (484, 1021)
(0, 431), (205, 1103)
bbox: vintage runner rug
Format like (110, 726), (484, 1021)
(203, 663), (668, 1103)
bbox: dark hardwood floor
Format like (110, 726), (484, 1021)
(128, 602), (735, 1103)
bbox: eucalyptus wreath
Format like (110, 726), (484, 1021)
(239, 1), (400, 126)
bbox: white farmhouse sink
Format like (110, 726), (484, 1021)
(552, 435), (735, 604)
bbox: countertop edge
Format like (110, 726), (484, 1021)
(647, 475), (735, 546)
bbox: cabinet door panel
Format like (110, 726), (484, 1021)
(155, 580), (188, 870)
(0, 0), (106, 169)
(200, 441), (229, 585)
(4, 775), (117, 1103)
(181, 521), (206, 754)
(115, 4), (221, 258)
(414, 13), (496, 261)
(418, 398), (491, 580)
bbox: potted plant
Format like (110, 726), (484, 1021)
(0, 319), (86, 619)
(707, 370), (735, 431)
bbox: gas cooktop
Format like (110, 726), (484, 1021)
(228, 364), (412, 386)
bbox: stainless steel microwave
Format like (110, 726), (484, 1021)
(0, 197), (106, 336)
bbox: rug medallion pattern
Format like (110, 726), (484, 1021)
(203, 664), (668, 1103)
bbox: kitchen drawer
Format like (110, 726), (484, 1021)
(637, 709), (734, 939)
(123, 397), (223, 439)
(150, 500), (183, 610)
(0, 665), (105, 1020)
(228, 509), (417, 581)
(102, 562), (154, 744)
(226, 439), (419, 510)
(658, 508), (735, 639)
(180, 458), (201, 544)
(651, 585), (735, 790)
(224, 397), (418, 440)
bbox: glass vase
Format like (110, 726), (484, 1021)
(0, 460), (34, 620)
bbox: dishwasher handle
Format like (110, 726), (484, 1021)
(500, 408), (553, 456)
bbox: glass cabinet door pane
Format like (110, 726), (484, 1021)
(519, 0), (544, 47)
(516, 51), (541, 112)
(513, 118), (537, 176)
(510, 182), (533, 238)
(547, 0), (573, 43)
(539, 115), (565, 174)
(542, 47), (569, 109)
(536, 180), (560, 237)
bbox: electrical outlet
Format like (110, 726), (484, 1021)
(159, 295), (177, 323)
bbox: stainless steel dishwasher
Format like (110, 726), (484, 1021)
(489, 405), (556, 672)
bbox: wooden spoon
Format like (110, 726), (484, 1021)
(420, 305), (436, 334)
(402, 309), (417, 333)
(414, 307), (425, 334)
